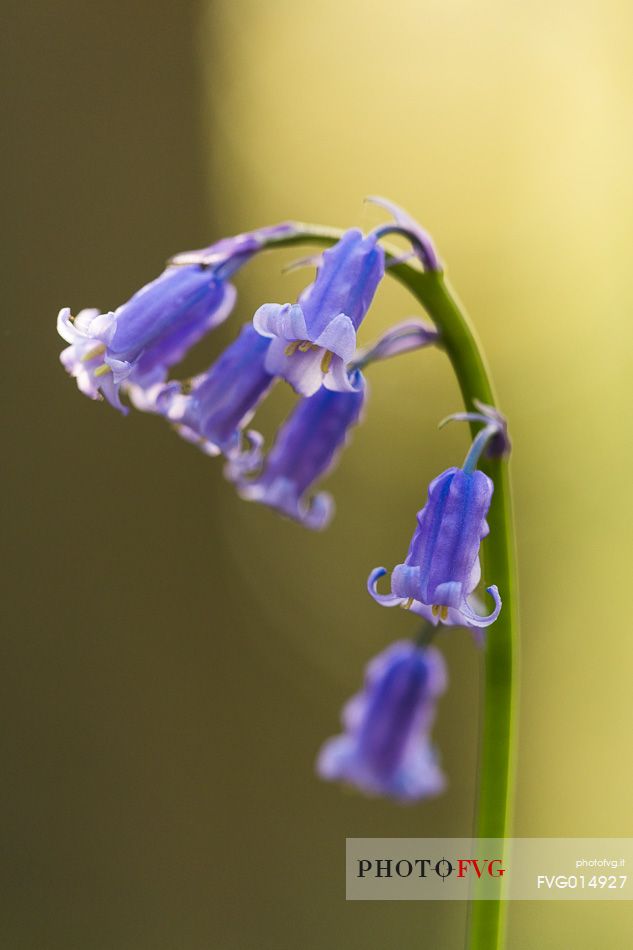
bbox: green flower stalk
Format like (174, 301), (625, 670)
(265, 219), (518, 950)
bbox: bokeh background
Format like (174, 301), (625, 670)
(4, 0), (633, 947)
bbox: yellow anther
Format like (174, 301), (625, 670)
(285, 341), (300, 356)
(431, 604), (440, 617)
(93, 363), (112, 377)
(81, 343), (106, 362)
(400, 597), (414, 610)
(298, 340), (313, 352)
(440, 605), (449, 621)
(320, 350), (334, 374)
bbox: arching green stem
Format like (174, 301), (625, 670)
(265, 224), (518, 950)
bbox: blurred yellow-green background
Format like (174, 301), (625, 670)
(4, 0), (633, 947)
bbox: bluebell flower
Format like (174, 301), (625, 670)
(233, 369), (366, 529)
(58, 308), (128, 412)
(253, 229), (385, 396)
(57, 270), (235, 414)
(317, 640), (446, 802)
(368, 467), (501, 629)
(146, 323), (275, 474)
(57, 225), (295, 413)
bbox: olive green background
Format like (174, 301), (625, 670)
(3, 1), (633, 947)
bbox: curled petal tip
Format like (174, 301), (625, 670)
(367, 567), (404, 607)
(224, 429), (265, 481)
(302, 491), (334, 531)
(461, 585), (502, 628)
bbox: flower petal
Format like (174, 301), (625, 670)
(263, 337), (325, 397)
(323, 363), (364, 394)
(367, 567), (406, 606)
(312, 312), (357, 363)
(253, 302), (308, 341)
(457, 585), (502, 628)
(223, 429), (265, 480)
